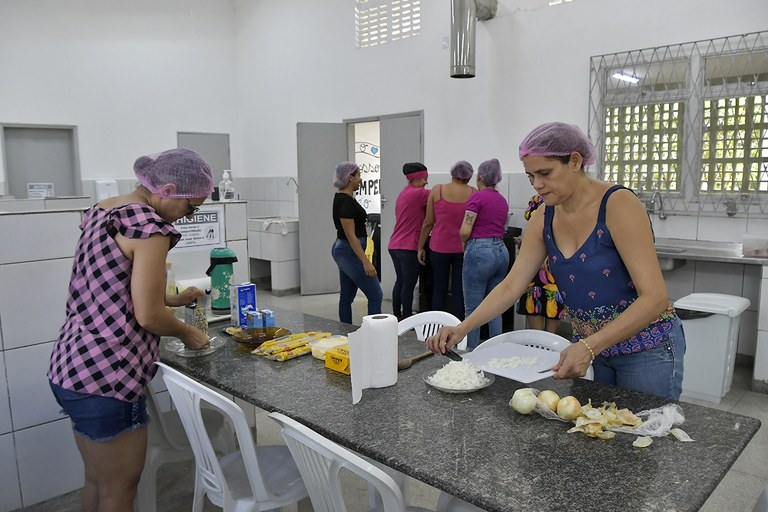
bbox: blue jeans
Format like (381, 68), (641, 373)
(49, 381), (148, 442)
(332, 238), (383, 324)
(463, 238), (510, 350)
(389, 249), (420, 318)
(592, 318), (686, 399)
(430, 250), (465, 320)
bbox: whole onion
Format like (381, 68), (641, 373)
(556, 395), (582, 421)
(509, 388), (537, 415)
(538, 390), (560, 412)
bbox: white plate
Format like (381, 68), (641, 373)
(162, 336), (226, 358)
(423, 370), (495, 394)
(461, 342), (560, 383)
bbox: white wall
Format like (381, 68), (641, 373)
(0, 0), (237, 189)
(2, 0), (765, 182)
(233, 0), (768, 178)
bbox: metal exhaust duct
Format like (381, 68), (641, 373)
(450, 0), (498, 79)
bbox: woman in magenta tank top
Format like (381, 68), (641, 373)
(418, 161), (476, 319)
(426, 123), (685, 400)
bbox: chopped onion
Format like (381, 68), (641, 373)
(428, 360), (489, 390)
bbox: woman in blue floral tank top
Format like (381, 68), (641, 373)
(427, 122), (685, 400)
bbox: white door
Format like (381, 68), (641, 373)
(379, 113), (424, 305)
(297, 122), (349, 295)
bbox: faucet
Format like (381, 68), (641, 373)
(650, 191), (667, 221)
(287, 177), (299, 193)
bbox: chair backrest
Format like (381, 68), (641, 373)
(397, 311), (467, 351)
(268, 412), (407, 512)
(145, 382), (190, 451)
(155, 362), (275, 506)
(479, 330), (594, 380)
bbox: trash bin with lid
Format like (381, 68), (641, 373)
(674, 292), (751, 403)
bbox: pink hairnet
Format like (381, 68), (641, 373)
(450, 160), (474, 181)
(477, 158), (502, 186)
(134, 148), (214, 198)
(333, 162), (359, 189)
(518, 122), (596, 166)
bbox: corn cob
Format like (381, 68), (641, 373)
(267, 345), (312, 361)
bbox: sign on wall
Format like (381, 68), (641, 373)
(172, 203), (226, 251)
(354, 121), (381, 214)
(27, 183), (54, 198)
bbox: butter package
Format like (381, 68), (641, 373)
(231, 282), (257, 327)
(310, 336), (348, 360)
(325, 345), (350, 375)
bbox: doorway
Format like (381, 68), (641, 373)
(297, 111), (423, 300)
(2, 125), (80, 198)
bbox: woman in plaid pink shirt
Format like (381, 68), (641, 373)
(48, 148), (213, 511)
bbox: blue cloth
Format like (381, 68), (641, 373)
(543, 185), (678, 358)
(331, 237), (383, 324)
(430, 250), (465, 320)
(463, 238), (509, 349)
(389, 249), (420, 318)
(592, 317), (686, 399)
(49, 381), (148, 442)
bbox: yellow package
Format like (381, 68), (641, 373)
(325, 345), (350, 375)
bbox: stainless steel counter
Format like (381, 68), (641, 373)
(655, 237), (768, 266)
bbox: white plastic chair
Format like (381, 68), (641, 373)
(136, 379), (236, 512)
(270, 412), (484, 512)
(476, 329), (594, 380)
(398, 311), (468, 351)
(754, 484), (768, 512)
(156, 362), (309, 512)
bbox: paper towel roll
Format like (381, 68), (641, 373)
(176, 277), (211, 293)
(349, 314), (398, 404)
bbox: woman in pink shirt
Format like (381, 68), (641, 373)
(388, 162), (430, 319)
(418, 161), (476, 319)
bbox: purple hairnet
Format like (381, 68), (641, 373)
(333, 162), (359, 189)
(518, 122), (596, 166)
(450, 160), (474, 181)
(477, 158), (502, 186)
(134, 148), (214, 198)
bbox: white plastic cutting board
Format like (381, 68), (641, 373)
(461, 343), (561, 383)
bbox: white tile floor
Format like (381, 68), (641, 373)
(17, 290), (767, 512)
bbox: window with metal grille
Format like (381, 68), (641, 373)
(589, 31), (768, 216)
(355, 0), (421, 48)
(701, 96), (768, 193)
(603, 102), (683, 192)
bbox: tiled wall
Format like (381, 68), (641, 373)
(0, 205), (252, 510)
(234, 176), (299, 219)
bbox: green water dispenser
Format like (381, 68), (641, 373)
(206, 247), (238, 315)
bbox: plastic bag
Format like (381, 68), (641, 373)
(524, 388), (686, 438)
(609, 403), (685, 438)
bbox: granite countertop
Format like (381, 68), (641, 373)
(655, 237), (768, 265)
(161, 306), (761, 512)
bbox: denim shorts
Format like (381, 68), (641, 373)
(49, 381), (148, 442)
(592, 318), (686, 400)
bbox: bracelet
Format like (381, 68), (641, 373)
(580, 339), (596, 362)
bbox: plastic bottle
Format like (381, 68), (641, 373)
(219, 170), (235, 201)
